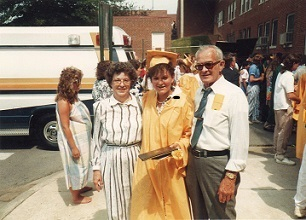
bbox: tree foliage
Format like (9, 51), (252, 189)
(0, 0), (141, 26)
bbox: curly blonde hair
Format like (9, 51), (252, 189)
(55, 67), (83, 104)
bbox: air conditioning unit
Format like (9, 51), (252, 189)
(256, 36), (268, 46)
(279, 32), (293, 45)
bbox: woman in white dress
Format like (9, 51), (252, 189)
(92, 62), (142, 220)
(55, 67), (92, 204)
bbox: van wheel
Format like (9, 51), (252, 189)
(36, 114), (58, 150)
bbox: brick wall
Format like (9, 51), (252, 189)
(183, 0), (306, 57)
(179, 0), (215, 37)
(114, 10), (176, 60)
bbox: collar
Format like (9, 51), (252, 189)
(201, 75), (226, 94)
(109, 94), (138, 107)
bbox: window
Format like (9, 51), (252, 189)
(264, 22), (270, 45)
(227, 33), (235, 42)
(258, 24), (264, 37)
(240, 28), (251, 39)
(240, 0), (252, 14)
(240, 29), (246, 39)
(287, 13), (295, 32)
(271, 19), (278, 46)
(283, 13), (295, 44)
(228, 1), (236, 21)
(217, 11), (224, 27)
(264, 22), (270, 37)
(246, 28), (251, 38)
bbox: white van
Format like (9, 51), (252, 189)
(0, 26), (136, 150)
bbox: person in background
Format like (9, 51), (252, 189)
(128, 58), (144, 95)
(139, 59), (147, 80)
(55, 67), (92, 204)
(131, 50), (194, 219)
(294, 66), (306, 218)
(273, 53), (301, 166)
(141, 57), (155, 92)
(247, 53), (265, 124)
(263, 58), (279, 131)
(239, 61), (250, 94)
(91, 62), (142, 220)
(293, 65), (306, 160)
(177, 58), (200, 100)
(222, 52), (240, 86)
(186, 45), (249, 219)
(259, 55), (269, 124)
(92, 60), (112, 102)
(263, 52), (284, 131)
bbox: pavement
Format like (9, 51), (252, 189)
(0, 123), (302, 220)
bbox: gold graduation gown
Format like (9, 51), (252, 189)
(295, 73), (306, 159)
(178, 74), (200, 101)
(131, 89), (194, 220)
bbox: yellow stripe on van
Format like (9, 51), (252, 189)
(0, 78), (96, 90)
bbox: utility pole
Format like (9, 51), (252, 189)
(180, 0), (184, 38)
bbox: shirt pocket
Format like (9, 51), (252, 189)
(203, 109), (227, 128)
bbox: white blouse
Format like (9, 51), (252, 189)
(91, 95), (142, 170)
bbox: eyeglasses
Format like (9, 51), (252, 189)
(195, 60), (221, 71)
(112, 79), (131, 85)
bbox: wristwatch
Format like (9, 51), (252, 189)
(225, 172), (237, 180)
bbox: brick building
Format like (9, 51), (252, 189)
(179, 0), (306, 58)
(114, 11), (176, 60)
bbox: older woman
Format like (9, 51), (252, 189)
(131, 50), (194, 219)
(55, 67), (92, 204)
(91, 62), (142, 220)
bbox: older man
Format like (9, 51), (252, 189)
(186, 45), (249, 219)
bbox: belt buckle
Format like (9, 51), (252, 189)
(203, 150), (207, 158)
(193, 149), (207, 158)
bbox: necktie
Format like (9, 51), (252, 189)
(191, 88), (212, 148)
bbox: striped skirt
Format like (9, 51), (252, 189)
(100, 143), (140, 220)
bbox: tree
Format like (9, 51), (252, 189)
(0, 0), (138, 26)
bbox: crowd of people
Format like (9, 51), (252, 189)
(54, 44), (306, 219)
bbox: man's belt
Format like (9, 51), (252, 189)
(191, 148), (229, 158)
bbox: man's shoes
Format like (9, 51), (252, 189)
(275, 155), (296, 166)
(294, 206), (306, 218)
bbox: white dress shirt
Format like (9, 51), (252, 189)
(192, 76), (249, 172)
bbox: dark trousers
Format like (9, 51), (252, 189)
(186, 151), (240, 219)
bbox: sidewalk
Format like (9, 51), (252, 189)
(1, 124), (301, 219)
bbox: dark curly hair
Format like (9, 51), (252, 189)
(105, 62), (138, 88)
(96, 60), (112, 80)
(55, 67), (83, 104)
